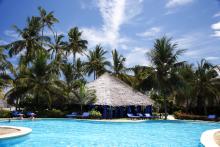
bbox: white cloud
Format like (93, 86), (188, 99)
(0, 40), (9, 45)
(136, 27), (161, 38)
(81, 0), (143, 49)
(211, 31), (220, 37)
(205, 56), (219, 61)
(213, 12), (220, 18)
(4, 30), (19, 38)
(211, 21), (220, 30)
(166, 0), (194, 8)
(44, 30), (65, 37)
(125, 47), (150, 66)
(211, 21), (220, 38)
(80, 0), (96, 10)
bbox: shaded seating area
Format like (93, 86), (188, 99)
(86, 73), (155, 119)
(26, 112), (36, 119)
(66, 112), (90, 119)
(78, 112), (90, 118)
(66, 112), (78, 118)
(11, 111), (24, 119)
(208, 114), (217, 119)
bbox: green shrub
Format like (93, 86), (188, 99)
(0, 109), (11, 118)
(89, 109), (102, 119)
(38, 109), (65, 118)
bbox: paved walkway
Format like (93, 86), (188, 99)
(214, 131), (220, 146)
(0, 128), (19, 135)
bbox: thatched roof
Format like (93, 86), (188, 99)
(86, 73), (154, 106)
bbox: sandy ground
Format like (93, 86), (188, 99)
(0, 128), (20, 135)
(214, 131), (220, 146)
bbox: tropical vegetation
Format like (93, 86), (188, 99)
(1, 7), (220, 119)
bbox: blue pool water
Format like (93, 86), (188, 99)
(0, 119), (219, 147)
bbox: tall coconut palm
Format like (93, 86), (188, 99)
(73, 58), (86, 80)
(128, 65), (154, 92)
(38, 6), (58, 38)
(6, 16), (49, 62)
(48, 34), (67, 75)
(67, 27), (88, 64)
(85, 44), (111, 80)
(194, 59), (220, 115)
(148, 36), (185, 119)
(111, 49), (126, 76)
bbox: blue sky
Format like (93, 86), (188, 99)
(0, 0), (220, 67)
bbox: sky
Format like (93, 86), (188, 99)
(0, 0), (220, 67)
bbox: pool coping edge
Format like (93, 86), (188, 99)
(200, 129), (220, 147)
(0, 126), (32, 140)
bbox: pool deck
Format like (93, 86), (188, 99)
(0, 126), (32, 140)
(0, 127), (20, 135)
(201, 129), (220, 147)
(214, 131), (220, 146)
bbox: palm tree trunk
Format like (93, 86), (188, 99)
(163, 93), (168, 120)
(41, 27), (44, 47)
(73, 53), (76, 64)
(80, 105), (83, 114)
(186, 97), (189, 113)
(94, 71), (96, 80)
(15, 98), (18, 111)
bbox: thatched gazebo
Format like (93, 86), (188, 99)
(86, 73), (154, 118)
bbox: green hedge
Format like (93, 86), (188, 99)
(89, 109), (102, 119)
(174, 111), (219, 121)
(38, 109), (65, 118)
(0, 109), (11, 118)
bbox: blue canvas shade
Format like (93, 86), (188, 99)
(137, 106), (141, 113)
(145, 105), (152, 115)
(127, 106), (132, 113)
(119, 107), (124, 117)
(103, 105), (107, 119)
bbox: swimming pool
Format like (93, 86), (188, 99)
(0, 119), (219, 147)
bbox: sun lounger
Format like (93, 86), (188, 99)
(26, 112), (36, 119)
(11, 111), (24, 119)
(77, 112), (90, 118)
(27, 112), (36, 117)
(208, 114), (217, 119)
(137, 113), (144, 117)
(127, 113), (140, 119)
(66, 112), (78, 118)
(12, 111), (24, 117)
(144, 113), (153, 119)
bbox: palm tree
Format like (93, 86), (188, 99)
(148, 36), (185, 119)
(73, 58), (86, 80)
(127, 65), (154, 92)
(194, 59), (220, 115)
(85, 44), (111, 80)
(0, 46), (13, 89)
(73, 83), (96, 113)
(111, 49), (126, 76)
(6, 51), (63, 110)
(38, 6), (58, 38)
(48, 34), (67, 75)
(6, 16), (49, 62)
(174, 64), (195, 112)
(67, 27), (88, 64)
(48, 34), (67, 59)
